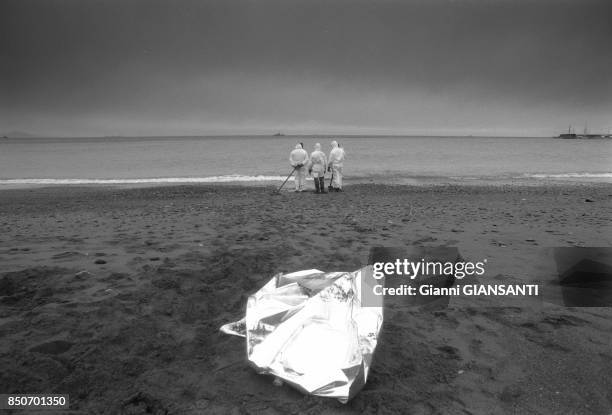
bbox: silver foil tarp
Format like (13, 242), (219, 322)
(220, 268), (383, 403)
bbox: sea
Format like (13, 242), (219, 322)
(1, 136), (611, 187)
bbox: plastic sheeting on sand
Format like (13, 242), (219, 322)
(220, 268), (383, 403)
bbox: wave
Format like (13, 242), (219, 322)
(2, 172), (611, 186)
(0, 175), (294, 185)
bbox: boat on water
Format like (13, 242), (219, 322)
(558, 134), (611, 139)
(557, 124), (611, 139)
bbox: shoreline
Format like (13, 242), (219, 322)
(1, 175), (611, 191)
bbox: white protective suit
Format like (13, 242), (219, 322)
(289, 144), (309, 191)
(328, 141), (346, 190)
(309, 143), (328, 193)
(309, 143), (327, 178)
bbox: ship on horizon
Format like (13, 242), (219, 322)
(557, 124), (611, 139)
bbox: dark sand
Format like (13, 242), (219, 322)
(1, 184), (611, 414)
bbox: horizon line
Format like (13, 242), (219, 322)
(3, 133), (559, 139)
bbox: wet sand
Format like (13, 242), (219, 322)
(1, 183), (611, 414)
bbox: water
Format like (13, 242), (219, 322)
(1, 136), (611, 186)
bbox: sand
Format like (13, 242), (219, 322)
(1, 183), (611, 414)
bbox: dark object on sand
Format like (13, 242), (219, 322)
(554, 247), (612, 307)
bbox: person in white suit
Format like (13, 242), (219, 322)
(308, 143), (327, 193)
(289, 143), (309, 192)
(327, 140), (346, 191)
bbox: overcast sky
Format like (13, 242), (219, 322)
(1, 0), (611, 137)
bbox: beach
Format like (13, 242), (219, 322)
(1, 183), (611, 414)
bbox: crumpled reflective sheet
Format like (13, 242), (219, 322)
(220, 268), (383, 403)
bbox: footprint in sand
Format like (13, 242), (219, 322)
(52, 251), (85, 260)
(29, 340), (74, 355)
